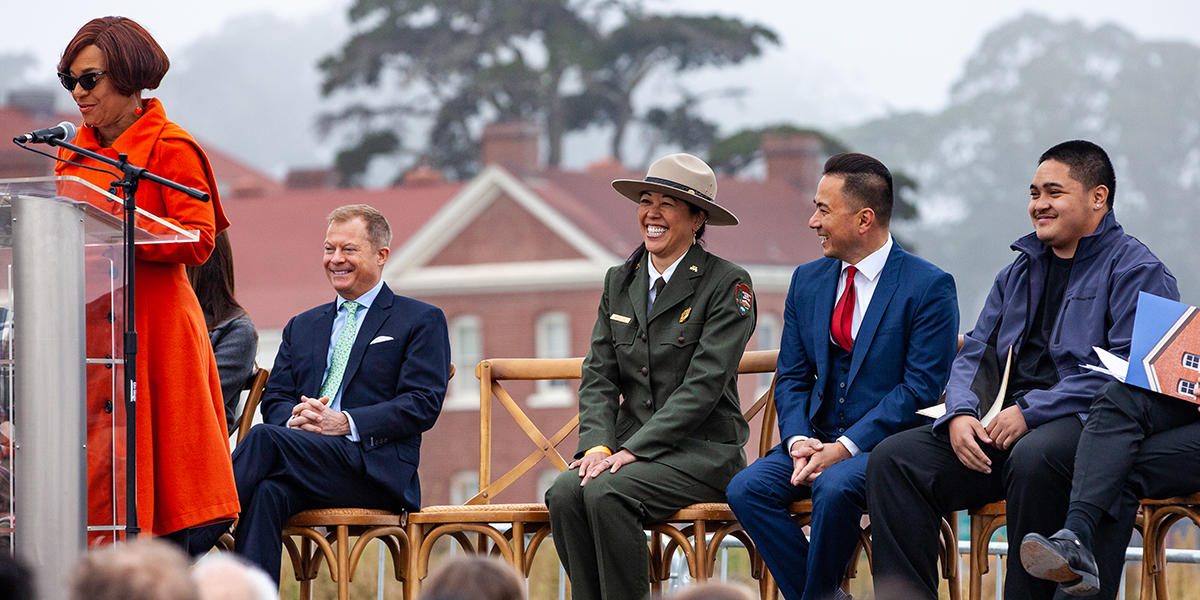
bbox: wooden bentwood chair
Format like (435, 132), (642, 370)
(277, 364), (455, 600)
(405, 350), (961, 600)
(216, 365), (271, 552)
(228, 364), (453, 600)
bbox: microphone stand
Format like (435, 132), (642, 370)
(43, 136), (208, 540)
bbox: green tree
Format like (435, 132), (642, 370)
(708, 124), (850, 175)
(566, 13), (778, 162)
(319, 0), (777, 184)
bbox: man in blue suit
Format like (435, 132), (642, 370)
(727, 153), (959, 600)
(226, 204), (450, 582)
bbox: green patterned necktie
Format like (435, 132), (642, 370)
(320, 300), (359, 399)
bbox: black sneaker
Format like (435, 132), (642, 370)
(1020, 529), (1100, 596)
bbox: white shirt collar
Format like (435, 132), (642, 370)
(648, 249), (688, 286)
(335, 278), (385, 310)
(842, 235), (892, 281)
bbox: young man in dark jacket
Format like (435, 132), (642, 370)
(866, 140), (1179, 600)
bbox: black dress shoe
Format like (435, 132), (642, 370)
(1020, 529), (1100, 596)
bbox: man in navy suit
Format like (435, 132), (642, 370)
(227, 204), (450, 582)
(726, 153), (959, 600)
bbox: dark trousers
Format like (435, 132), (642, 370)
(1069, 382), (1200, 599)
(867, 417), (1082, 600)
(229, 424), (395, 583)
(545, 460), (724, 600)
(726, 446), (867, 600)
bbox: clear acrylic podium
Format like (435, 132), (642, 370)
(0, 176), (196, 598)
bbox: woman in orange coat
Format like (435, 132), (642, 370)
(53, 16), (239, 549)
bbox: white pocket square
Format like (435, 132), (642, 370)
(369, 335), (394, 345)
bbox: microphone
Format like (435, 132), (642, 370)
(14, 121), (77, 144)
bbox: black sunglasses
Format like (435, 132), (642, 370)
(57, 71), (107, 92)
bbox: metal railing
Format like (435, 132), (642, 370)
(963, 540), (1200, 600)
(357, 526), (1200, 599)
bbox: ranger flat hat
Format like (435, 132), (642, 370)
(611, 153), (738, 226)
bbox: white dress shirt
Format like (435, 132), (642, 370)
(317, 277), (386, 442)
(788, 236), (893, 459)
(832, 235), (893, 342)
(647, 250), (687, 309)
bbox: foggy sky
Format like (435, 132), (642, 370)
(6, 0), (1200, 120)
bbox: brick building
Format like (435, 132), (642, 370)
(1143, 307), (1200, 400)
(4, 96), (827, 506)
(228, 123), (826, 505)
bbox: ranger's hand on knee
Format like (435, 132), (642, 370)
(569, 452), (609, 486)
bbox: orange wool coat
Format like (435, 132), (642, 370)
(55, 98), (239, 542)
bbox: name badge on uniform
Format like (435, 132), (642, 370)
(610, 313), (632, 324)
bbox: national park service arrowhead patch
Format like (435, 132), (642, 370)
(734, 283), (754, 316)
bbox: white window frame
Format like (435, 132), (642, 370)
(1183, 352), (1200, 372)
(1178, 379), (1197, 399)
(449, 470), (480, 505)
(446, 315), (482, 410)
(528, 311), (575, 408)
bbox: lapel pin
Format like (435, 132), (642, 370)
(689, 265), (698, 272)
(680, 307), (691, 323)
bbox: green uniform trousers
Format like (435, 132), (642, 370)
(546, 460), (724, 600)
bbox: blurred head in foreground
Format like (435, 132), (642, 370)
(417, 555), (526, 600)
(70, 538), (198, 600)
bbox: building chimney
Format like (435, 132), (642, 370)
(480, 121), (540, 174)
(761, 132), (823, 192)
(585, 158), (626, 174)
(284, 167), (339, 189)
(400, 164), (445, 186)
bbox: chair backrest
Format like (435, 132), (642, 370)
(233, 363), (456, 446)
(236, 366), (271, 444)
(469, 349), (779, 505)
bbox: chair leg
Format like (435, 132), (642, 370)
(404, 521), (423, 600)
(941, 513), (962, 600)
(511, 521), (527, 576)
(760, 570), (778, 600)
(969, 513), (1002, 600)
(1152, 513), (1176, 600)
(299, 536), (314, 600)
(841, 537), (861, 592)
(336, 525), (350, 600)
(649, 530), (664, 596)
(1139, 506), (1157, 600)
(692, 520), (709, 584)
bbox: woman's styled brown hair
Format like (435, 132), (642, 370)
(187, 231), (248, 331)
(58, 16), (169, 96)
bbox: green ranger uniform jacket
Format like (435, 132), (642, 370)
(576, 244), (757, 491)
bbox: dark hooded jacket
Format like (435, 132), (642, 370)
(935, 211), (1178, 431)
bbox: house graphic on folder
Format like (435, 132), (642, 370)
(1141, 305), (1200, 400)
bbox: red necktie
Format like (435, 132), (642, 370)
(831, 266), (857, 351)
